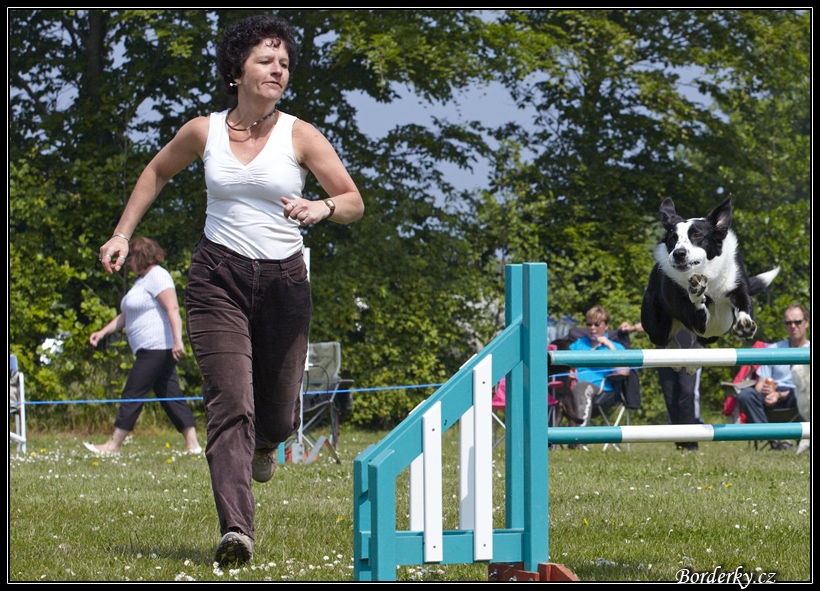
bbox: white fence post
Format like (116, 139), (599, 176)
(422, 402), (443, 563)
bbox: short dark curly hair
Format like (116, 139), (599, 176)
(217, 15), (299, 96)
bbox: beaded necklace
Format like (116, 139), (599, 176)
(226, 107), (277, 132)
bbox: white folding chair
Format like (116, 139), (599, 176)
(291, 342), (354, 463)
(10, 355), (27, 454)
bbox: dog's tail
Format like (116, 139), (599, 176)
(748, 266), (780, 295)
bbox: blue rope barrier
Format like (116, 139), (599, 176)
(21, 383), (447, 406)
(23, 397), (202, 406)
(12, 361), (784, 406)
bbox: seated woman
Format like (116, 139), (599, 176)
(564, 305), (629, 426)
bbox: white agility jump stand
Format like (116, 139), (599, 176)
(353, 263), (810, 582)
(408, 355), (495, 564)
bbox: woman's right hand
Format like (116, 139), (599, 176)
(89, 313), (124, 347)
(99, 235), (130, 275)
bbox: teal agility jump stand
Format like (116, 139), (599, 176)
(352, 263), (810, 582)
(353, 263), (556, 581)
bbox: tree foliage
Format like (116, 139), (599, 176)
(9, 9), (810, 428)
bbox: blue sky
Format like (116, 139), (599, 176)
(346, 66), (714, 196)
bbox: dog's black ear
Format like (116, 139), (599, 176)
(708, 196), (732, 233)
(659, 198), (680, 226)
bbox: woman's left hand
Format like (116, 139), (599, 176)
(282, 197), (330, 227)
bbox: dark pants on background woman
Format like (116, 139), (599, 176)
(115, 349), (196, 433)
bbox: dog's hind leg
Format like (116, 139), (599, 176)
(677, 336), (704, 375)
(665, 331), (702, 374)
(664, 334), (684, 372)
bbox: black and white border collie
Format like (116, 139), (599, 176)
(641, 197), (779, 359)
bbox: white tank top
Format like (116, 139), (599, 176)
(203, 110), (307, 260)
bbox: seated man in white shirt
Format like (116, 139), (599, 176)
(738, 303), (810, 449)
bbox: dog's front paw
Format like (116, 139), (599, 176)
(688, 274), (707, 304)
(732, 312), (757, 340)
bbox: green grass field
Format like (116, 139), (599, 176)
(9, 425), (811, 582)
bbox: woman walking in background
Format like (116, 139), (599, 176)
(85, 236), (201, 455)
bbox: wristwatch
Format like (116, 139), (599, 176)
(324, 198), (336, 219)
